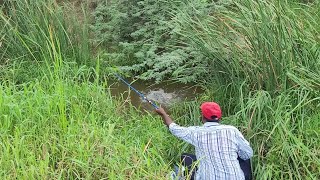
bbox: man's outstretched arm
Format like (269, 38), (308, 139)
(155, 108), (196, 145)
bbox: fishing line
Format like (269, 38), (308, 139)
(114, 74), (159, 109)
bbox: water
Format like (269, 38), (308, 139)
(108, 77), (204, 111)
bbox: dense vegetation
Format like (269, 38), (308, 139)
(0, 0), (319, 179)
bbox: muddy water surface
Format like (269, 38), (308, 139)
(109, 78), (204, 111)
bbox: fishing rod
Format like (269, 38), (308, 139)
(114, 74), (159, 109)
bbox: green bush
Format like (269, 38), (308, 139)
(93, 0), (221, 83)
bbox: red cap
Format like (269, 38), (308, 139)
(200, 102), (222, 120)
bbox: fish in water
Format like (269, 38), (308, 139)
(143, 88), (180, 106)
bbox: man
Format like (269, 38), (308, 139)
(155, 102), (253, 180)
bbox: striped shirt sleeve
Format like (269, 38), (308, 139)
(236, 129), (253, 160)
(168, 123), (197, 145)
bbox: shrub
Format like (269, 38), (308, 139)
(92, 0), (219, 83)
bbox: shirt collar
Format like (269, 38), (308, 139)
(203, 122), (220, 127)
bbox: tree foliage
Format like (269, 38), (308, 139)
(92, 0), (219, 83)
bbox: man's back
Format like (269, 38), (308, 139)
(169, 122), (253, 180)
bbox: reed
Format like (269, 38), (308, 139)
(0, 0), (91, 82)
(173, 0), (319, 93)
(171, 0), (320, 178)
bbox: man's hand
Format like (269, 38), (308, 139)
(155, 107), (173, 126)
(155, 107), (168, 116)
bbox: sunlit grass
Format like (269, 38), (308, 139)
(0, 0), (319, 179)
(0, 76), (179, 179)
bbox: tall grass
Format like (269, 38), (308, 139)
(0, 75), (180, 179)
(174, 0), (319, 94)
(172, 0), (320, 179)
(0, 1), (177, 179)
(234, 88), (320, 179)
(0, 0), (91, 82)
(1, 0), (319, 179)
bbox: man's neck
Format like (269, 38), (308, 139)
(207, 120), (220, 123)
(203, 121), (220, 127)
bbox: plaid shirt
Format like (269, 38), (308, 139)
(169, 122), (253, 180)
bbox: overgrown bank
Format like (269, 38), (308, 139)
(0, 0), (319, 179)
(94, 1), (320, 178)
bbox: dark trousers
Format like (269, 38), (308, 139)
(180, 153), (252, 180)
